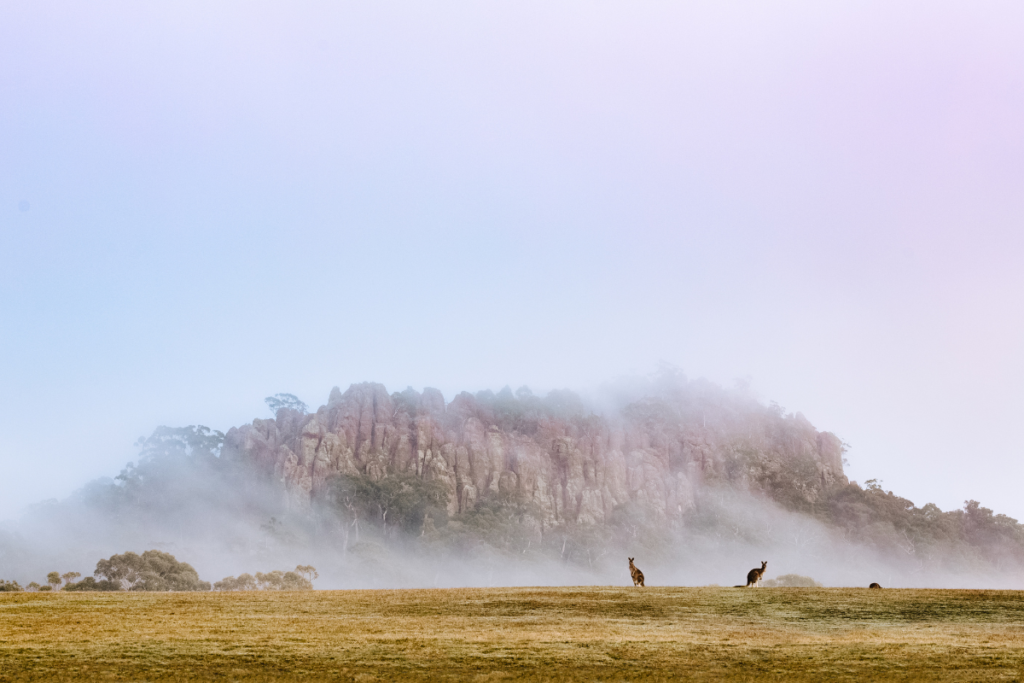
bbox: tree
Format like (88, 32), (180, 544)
(117, 425), (227, 510)
(61, 572), (81, 587)
(95, 552), (145, 589)
(326, 472), (449, 538)
(260, 517), (299, 546)
(214, 573), (257, 591)
(254, 570), (312, 590)
(132, 425), (225, 464)
(294, 565), (318, 584)
(63, 577), (120, 592)
(0, 579), (22, 592)
(46, 572), (61, 591)
(94, 550), (211, 591)
(449, 495), (546, 556)
(215, 568), (314, 591)
(265, 393), (308, 415)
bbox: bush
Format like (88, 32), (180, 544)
(762, 574), (823, 588)
(0, 579), (22, 592)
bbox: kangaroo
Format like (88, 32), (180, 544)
(744, 561), (767, 587)
(628, 557), (645, 587)
(869, 582), (882, 589)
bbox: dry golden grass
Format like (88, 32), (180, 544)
(2, 586), (1024, 681)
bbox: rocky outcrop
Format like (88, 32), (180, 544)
(222, 383), (848, 525)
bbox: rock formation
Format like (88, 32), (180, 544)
(222, 382), (848, 526)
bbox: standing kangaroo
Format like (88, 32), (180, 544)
(745, 561), (767, 587)
(628, 558), (645, 587)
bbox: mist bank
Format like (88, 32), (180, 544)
(3, 372), (1023, 589)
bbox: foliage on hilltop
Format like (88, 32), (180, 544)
(822, 480), (1024, 569)
(43, 424), (281, 548)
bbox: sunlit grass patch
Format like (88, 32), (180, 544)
(2, 587), (1023, 681)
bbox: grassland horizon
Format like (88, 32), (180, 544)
(2, 585), (1023, 681)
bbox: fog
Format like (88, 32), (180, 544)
(4, 479), (1020, 592)
(3, 377), (1022, 592)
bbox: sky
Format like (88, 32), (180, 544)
(1, 0), (1022, 522)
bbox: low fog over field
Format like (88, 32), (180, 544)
(3, 372), (1023, 591)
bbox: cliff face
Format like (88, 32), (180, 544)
(222, 383), (848, 526)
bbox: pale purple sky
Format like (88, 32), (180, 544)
(1, 1), (1022, 521)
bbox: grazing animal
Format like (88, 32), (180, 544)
(869, 582), (882, 589)
(745, 561), (768, 587)
(628, 558), (645, 587)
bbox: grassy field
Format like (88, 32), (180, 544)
(2, 586), (1023, 681)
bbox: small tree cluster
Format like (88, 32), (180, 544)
(7, 551), (243, 593)
(10, 571), (83, 592)
(252, 570), (312, 590)
(214, 565), (316, 591)
(326, 472), (449, 538)
(213, 573), (257, 591)
(265, 393), (308, 415)
(60, 550), (211, 592)
(93, 550), (211, 591)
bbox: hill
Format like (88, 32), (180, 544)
(224, 379), (846, 525)
(2, 371), (1023, 587)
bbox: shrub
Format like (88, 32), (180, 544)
(762, 574), (823, 588)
